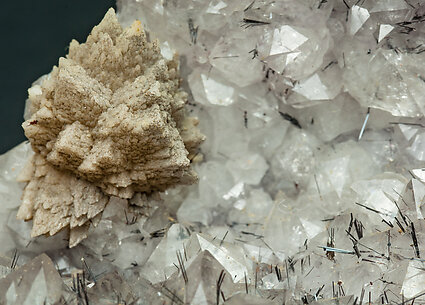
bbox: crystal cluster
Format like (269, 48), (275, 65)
(1, 0), (425, 304)
(18, 9), (204, 247)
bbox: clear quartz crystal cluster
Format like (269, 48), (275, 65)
(2, 0), (425, 304)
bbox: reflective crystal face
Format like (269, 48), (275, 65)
(1, 0), (425, 303)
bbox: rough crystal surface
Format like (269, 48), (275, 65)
(18, 8), (204, 247)
(24, 8), (203, 197)
(1, 0), (425, 304)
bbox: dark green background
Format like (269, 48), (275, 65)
(0, 1), (116, 154)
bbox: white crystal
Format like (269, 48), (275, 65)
(226, 152), (268, 185)
(160, 41), (174, 60)
(402, 260), (425, 300)
(348, 6), (370, 35)
(209, 32), (263, 87)
(196, 234), (251, 283)
(411, 169), (425, 183)
(270, 25), (308, 55)
(206, 1), (227, 14)
(191, 283), (208, 305)
(343, 49), (424, 117)
(263, 198), (309, 257)
(320, 156), (350, 198)
(378, 24), (394, 42)
(177, 195), (212, 226)
(223, 182), (245, 200)
(22, 268), (48, 305)
(412, 179), (425, 219)
(142, 224), (191, 284)
(293, 73), (330, 101)
(5, 282), (17, 304)
(229, 188), (273, 224)
(197, 160), (235, 204)
(398, 124), (419, 141)
(201, 74), (234, 106)
(408, 132), (425, 161)
(351, 175), (407, 223)
(270, 129), (319, 194)
(243, 243), (281, 265)
(286, 52), (301, 65)
(299, 217), (323, 239)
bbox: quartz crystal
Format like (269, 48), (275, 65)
(0, 254), (67, 304)
(1, 0), (425, 303)
(348, 5), (370, 35)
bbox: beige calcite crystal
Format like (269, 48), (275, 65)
(17, 154), (107, 247)
(18, 8), (204, 247)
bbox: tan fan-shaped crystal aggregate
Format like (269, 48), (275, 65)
(18, 8), (205, 247)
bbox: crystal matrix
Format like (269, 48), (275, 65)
(2, 0), (425, 304)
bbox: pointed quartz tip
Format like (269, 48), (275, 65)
(348, 5), (370, 35)
(0, 253), (65, 304)
(378, 24), (394, 42)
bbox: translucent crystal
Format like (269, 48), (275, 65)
(293, 74), (330, 101)
(344, 47), (425, 117)
(348, 6), (370, 35)
(398, 124), (419, 141)
(87, 271), (137, 304)
(201, 74), (235, 106)
(226, 152), (268, 186)
(370, 0), (410, 13)
(22, 268), (48, 305)
(209, 31), (263, 87)
(293, 94), (363, 142)
(263, 197), (309, 257)
(412, 169), (425, 183)
(0, 254), (66, 304)
(142, 224), (192, 284)
(228, 188), (273, 224)
(206, 1), (227, 14)
(0, 142), (33, 254)
(351, 174), (407, 224)
(269, 128), (319, 195)
(178, 194), (213, 226)
(2, 0), (425, 303)
(5, 282), (16, 304)
(223, 182), (245, 201)
(225, 293), (278, 304)
(402, 260), (425, 301)
(408, 132), (425, 161)
(378, 24), (394, 42)
(317, 156), (350, 198)
(412, 179), (425, 219)
(270, 25), (308, 55)
(163, 250), (239, 305)
(196, 234), (251, 283)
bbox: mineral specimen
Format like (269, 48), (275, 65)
(2, 0), (425, 304)
(18, 8), (204, 247)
